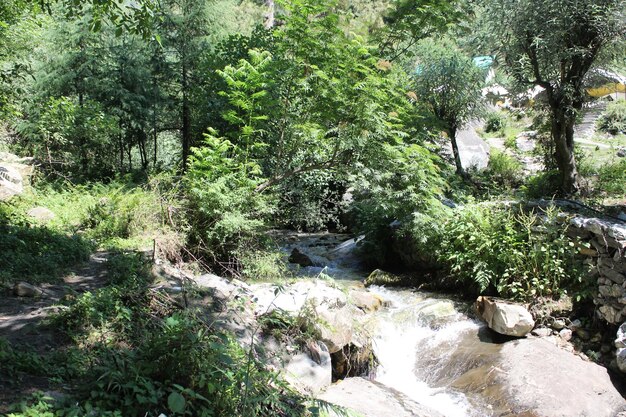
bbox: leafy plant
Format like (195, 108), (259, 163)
(597, 100), (626, 135)
(409, 203), (586, 300)
(484, 111), (507, 134)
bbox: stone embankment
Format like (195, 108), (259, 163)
(565, 215), (626, 325)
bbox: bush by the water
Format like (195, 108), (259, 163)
(407, 204), (586, 301)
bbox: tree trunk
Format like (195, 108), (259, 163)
(449, 127), (465, 176)
(551, 106), (580, 195)
(181, 59), (191, 169)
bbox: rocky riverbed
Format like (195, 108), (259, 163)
(154, 232), (626, 417)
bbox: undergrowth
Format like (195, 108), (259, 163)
(3, 253), (309, 417)
(405, 203), (589, 301)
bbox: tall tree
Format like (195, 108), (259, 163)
(412, 38), (484, 176)
(158, 0), (212, 167)
(484, 0), (625, 194)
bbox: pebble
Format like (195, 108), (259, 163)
(559, 328), (573, 341)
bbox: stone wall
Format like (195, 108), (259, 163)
(566, 216), (626, 324)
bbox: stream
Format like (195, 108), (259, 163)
(280, 232), (502, 417)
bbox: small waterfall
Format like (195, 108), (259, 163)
(284, 233), (503, 416)
(369, 286), (487, 417)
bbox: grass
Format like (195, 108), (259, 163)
(0, 174), (183, 285)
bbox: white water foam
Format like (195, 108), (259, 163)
(369, 286), (481, 417)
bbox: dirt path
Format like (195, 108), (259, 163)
(0, 252), (110, 410)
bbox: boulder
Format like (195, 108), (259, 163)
(365, 269), (408, 287)
(193, 273), (250, 300)
(316, 306), (355, 354)
(318, 378), (444, 417)
(284, 341), (332, 395)
(350, 290), (384, 313)
(26, 207), (56, 222)
(475, 296), (534, 337)
(0, 164), (23, 201)
(501, 338), (626, 416)
(288, 248), (314, 267)
(531, 327), (552, 337)
(253, 280), (347, 316)
(414, 299), (458, 325)
(447, 334), (626, 417)
(13, 281), (43, 298)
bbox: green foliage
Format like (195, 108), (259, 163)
(351, 142), (447, 265)
(43, 253), (305, 417)
(259, 303), (322, 347)
(187, 0), (447, 267)
(521, 170), (562, 199)
(596, 158), (626, 196)
(21, 96), (120, 179)
(598, 100), (626, 135)
(484, 111), (507, 134)
(409, 204), (585, 300)
(411, 37), (484, 173)
(186, 131), (274, 265)
(482, 150), (523, 189)
(0, 338), (50, 383)
(0, 203), (92, 284)
(237, 249), (289, 282)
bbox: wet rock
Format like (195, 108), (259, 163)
(13, 281), (43, 297)
(414, 299), (458, 326)
(350, 290), (384, 313)
(284, 341), (331, 395)
(288, 248), (314, 267)
(26, 207), (56, 222)
(316, 306), (355, 354)
(475, 296), (535, 337)
(331, 340), (376, 380)
(318, 378), (444, 417)
(364, 269), (408, 287)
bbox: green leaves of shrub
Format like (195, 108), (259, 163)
(410, 204), (585, 300)
(168, 392), (186, 414)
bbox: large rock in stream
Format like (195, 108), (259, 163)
(319, 378), (444, 417)
(416, 324), (626, 417)
(476, 296), (535, 337)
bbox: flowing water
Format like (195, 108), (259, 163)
(281, 232), (506, 416)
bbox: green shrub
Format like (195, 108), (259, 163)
(0, 205), (92, 284)
(596, 158), (626, 196)
(522, 170), (561, 199)
(45, 253), (305, 417)
(484, 150), (523, 189)
(598, 100), (626, 135)
(484, 111), (507, 133)
(186, 132), (275, 269)
(409, 204), (585, 300)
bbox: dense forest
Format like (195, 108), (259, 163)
(1, 0), (625, 416)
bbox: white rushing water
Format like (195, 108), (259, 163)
(369, 286), (483, 417)
(283, 233), (494, 416)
